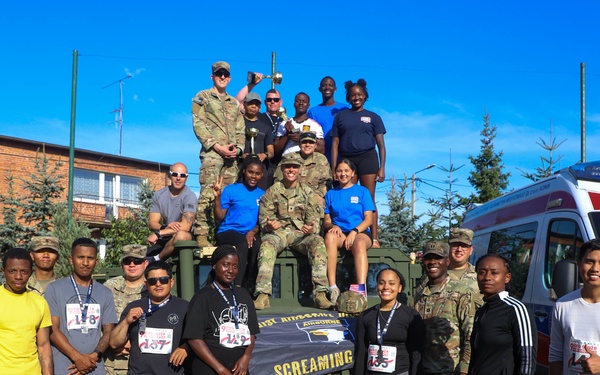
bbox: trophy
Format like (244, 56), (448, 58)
(247, 71), (283, 85)
(276, 106), (288, 121)
(247, 127), (259, 154)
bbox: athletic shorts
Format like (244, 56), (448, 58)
(342, 148), (379, 176)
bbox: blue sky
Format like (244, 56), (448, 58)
(2, 1), (600, 219)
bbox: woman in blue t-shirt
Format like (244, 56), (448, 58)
(214, 156), (265, 287)
(324, 159), (376, 304)
(331, 79), (386, 248)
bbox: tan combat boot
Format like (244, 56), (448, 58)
(196, 236), (211, 248)
(254, 293), (270, 310)
(314, 291), (334, 310)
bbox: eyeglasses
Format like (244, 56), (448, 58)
(213, 70), (230, 78)
(147, 276), (171, 286)
(265, 98), (281, 103)
(122, 258), (145, 266)
(170, 172), (188, 178)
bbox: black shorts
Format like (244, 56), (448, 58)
(342, 231), (373, 241)
(342, 148), (379, 176)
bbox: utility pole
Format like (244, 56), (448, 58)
(102, 75), (132, 155)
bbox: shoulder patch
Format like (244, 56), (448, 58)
(192, 97), (204, 106)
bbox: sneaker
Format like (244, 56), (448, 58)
(314, 291), (334, 310)
(254, 293), (270, 310)
(329, 286), (340, 305)
(196, 236), (211, 248)
(372, 239), (381, 248)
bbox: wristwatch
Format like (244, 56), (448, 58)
(351, 228), (360, 234)
(154, 229), (161, 239)
(93, 349), (103, 362)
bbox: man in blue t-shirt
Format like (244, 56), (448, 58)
(307, 76), (348, 162)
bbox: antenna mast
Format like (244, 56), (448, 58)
(102, 75), (132, 155)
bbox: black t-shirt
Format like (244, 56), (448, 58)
(332, 109), (386, 156)
(121, 296), (189, 374)
(243, 117), (273, 156)
(183, 285), (260, 374)
(355, 303), (425, 375)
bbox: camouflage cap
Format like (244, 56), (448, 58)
(299, 132), (317, 143)
(244, 92), (261, 103)
(30, 236), (60, 252)
(280, 152), (303, 166)
(423, 241), (449, 258)
(120, 244), (147, 261)
(336, 291), (367, 315)
(449, 227), (474, 246)
(212, 61), (230, 74)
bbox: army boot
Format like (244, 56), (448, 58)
(314, 291), (334, 310)
(254, 293), (270, 310)
(196, 236), (211, 248)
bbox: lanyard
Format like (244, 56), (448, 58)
(213, 282), (239, 329)
(147, 296), (171, 316)
(376, 301), (399, 348)
(70, 275), (93, 324)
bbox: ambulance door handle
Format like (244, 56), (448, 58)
(534, 309), (548, 318)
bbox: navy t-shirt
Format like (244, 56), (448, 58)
(331, 109), (386, 156)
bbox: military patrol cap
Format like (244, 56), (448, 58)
(336, 290), (367, 315)
(423, 241), (449, 258)
(244, 92), (262, 103)
(212, 61), (230, 74)
(449, 227), (473, 246)
(300, 132), (317, 143)
(120, 244), (147, 261)
(280, 152), (303, 166)
(30, 236), (60, 252)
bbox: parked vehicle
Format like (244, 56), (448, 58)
(461, 161), (600, 373)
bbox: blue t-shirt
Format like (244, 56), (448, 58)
(308, 102), (348, 161)
(331, 108), (386, 156)
(324, 184), (376, 233)
(217, 183), (265, 234)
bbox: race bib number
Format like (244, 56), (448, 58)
(66, 303), (101, 331)
(568, 338), (599, 371)
(219, 322), (251, 348)
(367, 344), (397, 373)
(138, 328), (173, 354)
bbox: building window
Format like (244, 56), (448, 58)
(73, 168), (143, 206)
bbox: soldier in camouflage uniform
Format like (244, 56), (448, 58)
(411, 241), (477, 375)
(104, 245), (149, 375)
(448, 228), (483, 308)
(273, 131), (332, 205)
(192, 61), (245, 247)
(27, 236), (60, 296)
(254, 153), (333, 310)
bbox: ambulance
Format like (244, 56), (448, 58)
(461, 161), (600, 373)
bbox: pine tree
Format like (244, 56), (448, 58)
(0, 175), (27, 252)
(378, 176), (419, 254)
(426, 154), (465, 231)
(518, 121), (566, 182)
(51, 203), (92, 278)
(466, 111), (510, 203)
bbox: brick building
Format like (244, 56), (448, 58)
(0, 135), (172, 231)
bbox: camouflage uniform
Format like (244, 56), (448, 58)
(254, 180), (328, 296)
(192, 84), (245, 240)
(103, 276), (147, 375)
(411, 275), (477, 375)
(273, 151), (332, 199)
(26, 273), (57, 296)
(449, 263), (484, 309)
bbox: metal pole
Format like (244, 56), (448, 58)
(411, 174), (417, 218)
(68, 50), (78, 215)
(581, 62), (586, 163)
(119, 80), (124, 155)
(271, 52), (276, 89)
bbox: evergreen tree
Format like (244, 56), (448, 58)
(378, 176), (419, 254)
(0, 175), (27, 252)
(51, 203), (92, 278)
(518, 121), (566, 182)
(426, 156), (465, 231)
(466, 111), (510, 203)
(20, 152), (64, 236)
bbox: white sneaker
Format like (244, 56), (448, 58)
(329, 286), (340, 305)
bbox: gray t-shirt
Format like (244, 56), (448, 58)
(45, 277), (118, 375)
(150, 185), (198, 228)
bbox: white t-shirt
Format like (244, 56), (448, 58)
(549, 289), (600, 374)
(276, 118), (323, 156)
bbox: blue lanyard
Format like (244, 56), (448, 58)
(213, 282), (239, 329)
(376, 301), (399, 348)
(70, 275), (93, 324)
(147, 296), (171, 316)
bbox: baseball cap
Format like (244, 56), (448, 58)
(30, 236), (60, 252)
(120, 244), (147, 261)
(280, 152), (303, 166)
(449, 228), (474, 246)
(244, 92), (262, 103)
(212, 61), (230, 74)
(299, 132), (317, 143)
(423, 241), (449, 258)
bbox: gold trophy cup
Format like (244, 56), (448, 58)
(247, 127), (259, 154)
(247, 71), (283, 85)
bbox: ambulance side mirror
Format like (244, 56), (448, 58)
(550, 259), (579, 300)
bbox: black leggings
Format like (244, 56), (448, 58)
(215, 230), (261, 286)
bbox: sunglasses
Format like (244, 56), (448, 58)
(170, 172), (188, 178)
(122, 258), (145, 266)
(214, 70), (230, 78)
(265, 98), (281, 103)
(147, 276), (171, 286)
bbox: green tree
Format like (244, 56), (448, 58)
(465, 110), (510, 204)
(51, 203), (92, 278)
(378, 176), (419, 254)
(518, 122), (566, 181)
(0, 175), (27, 252)
(426, 156), (465, 231)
